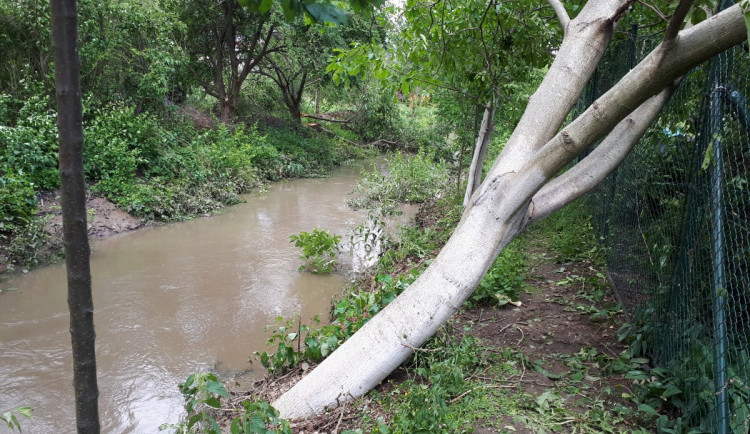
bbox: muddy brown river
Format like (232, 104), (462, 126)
(0, 161), (413, 433)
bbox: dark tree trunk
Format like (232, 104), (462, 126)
(50, 0), (100, 432)
(220, 99), (236, 124)
(288, 101), (302, 125)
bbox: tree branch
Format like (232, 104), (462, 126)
(609, 0), (637, 24)
(664, 0), (694, 42)
(547, 0), (571, 33)
(637, 0), (668, 21)
(528, 83), (676, 224)
(301, 113), (354, 124)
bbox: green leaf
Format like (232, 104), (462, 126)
(205, 396), (221, 409)
(534, 365), (563, 380)
(280, 0), (297, 21)
(238, 0), (256, 10)
(701, 140), (714, 171)
(206, 380), (229, 398)
(304, 3), (348, 25)
(14, 407), (32, 418)
(743, 1), (750, 46)
(1, 412), (13, 428)
(258, 0), (273, 14)
(637, 403), (660, 417)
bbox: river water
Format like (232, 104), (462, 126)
(0, 161), (412, 433)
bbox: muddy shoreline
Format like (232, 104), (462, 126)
(0, 191), (143, 276)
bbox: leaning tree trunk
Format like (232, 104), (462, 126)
(50, 0), (100, 432)
(463, 96), (497, 206)
(272, 3), (748, 419)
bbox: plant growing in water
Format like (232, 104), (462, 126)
(289, 229), (341, 274)
(2, 406), (32, 432)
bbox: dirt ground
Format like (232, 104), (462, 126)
(36, 190), (142, 239)
(0, 192), (142, 274)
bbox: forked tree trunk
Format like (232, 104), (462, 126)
(272, 3), (748, 419)
(50, 0), (100, 432)
(463, 96), (497, 206)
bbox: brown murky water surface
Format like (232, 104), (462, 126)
(0, 161), (414, 433)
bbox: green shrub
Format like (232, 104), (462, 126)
(348, 149), (449, 213)
(289, 228), (341, 274)
(470, 241), (526, 306)
(0, 92), (59, 190)
(0, 174), (37, 230)
(0, 216), (62, 271)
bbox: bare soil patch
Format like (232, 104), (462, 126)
(36, 190), (142, 239)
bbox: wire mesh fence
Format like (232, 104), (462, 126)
(583, 22), (750, 434)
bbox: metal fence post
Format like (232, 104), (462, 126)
(708, 53), (731, 434)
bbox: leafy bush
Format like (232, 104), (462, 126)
(0, 91), (59, 190)
(168, 372), (291, 434)
(0, 174), (37, 230)
(289, 229), (341, 274)
(1, 215), (63, 273)
(470, 241), (526, 306)
(160, 372), (228, 433)
(348, 150), (449, 213)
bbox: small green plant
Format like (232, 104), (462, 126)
(229, 400), (292, 434)
(165, 374), (292, 434)
(2, 406), (33, 432)
(289, 228), (341, 274)
(469, 240), (527, 306)
(160, 373), (228, 433)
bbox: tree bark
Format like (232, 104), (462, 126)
(463, 96), (496, 206)
(272, 2), (748, 420)
(50, 0), (100, 432)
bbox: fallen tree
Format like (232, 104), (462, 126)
(270, 1), (749, 419)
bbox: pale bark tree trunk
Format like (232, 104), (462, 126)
(272, 3), (748, 419)
(50, 0), (100, 432)
(463, 95), (497, 206)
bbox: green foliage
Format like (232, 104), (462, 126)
(0, 175), (37, 231)
(77, 0), (186, 109)
(368, 333), (488, 433)
(348, 150), (449, 213)
(0, 88), (59, 190)
(0, 216), (63, 273)
(470, 241), (526, 306)
(229, 401), (292, 434)
(168, 373), (291, 434)
(618, 314), (750, 433)
(535, 199), (603, 264)
(1, 406), (33, 432)
(161, 372), (228, 433)
(255, 274), (411, 372)
(289, 229), (342, 273)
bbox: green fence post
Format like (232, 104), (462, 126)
(708, 54), (731, 434)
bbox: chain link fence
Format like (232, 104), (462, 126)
(582, 19), (750, 434)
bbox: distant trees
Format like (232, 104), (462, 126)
(175, 0), (282, 122)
